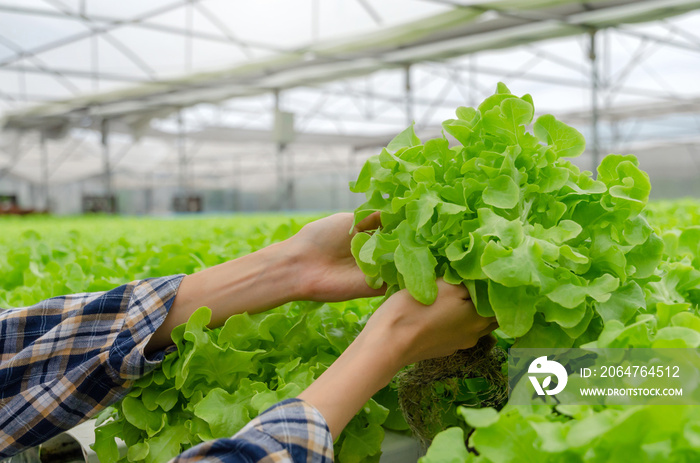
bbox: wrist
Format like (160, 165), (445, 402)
(298, 314), (405, 439)
(271, 238), (310, 301)
(278, 236), (320, 301)
(363, 295), (422, 368)
(248, 239), (308, 304)
(357, 311), (412, 375)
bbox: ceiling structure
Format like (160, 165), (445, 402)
(3, 0), (700, 128)
(0, 0), (699, 212)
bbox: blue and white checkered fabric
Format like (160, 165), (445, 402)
(0, 275), (334, 462)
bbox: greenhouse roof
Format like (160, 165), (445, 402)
(0, 0), (699, 202)
(3, 0), (700, 131)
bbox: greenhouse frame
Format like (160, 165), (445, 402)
(0, 0), (699, 214)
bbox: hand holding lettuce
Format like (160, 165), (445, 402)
(350, 82), (661, 348)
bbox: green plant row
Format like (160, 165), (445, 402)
(1, 203), (698, 462)
(0, 215), (399, 463)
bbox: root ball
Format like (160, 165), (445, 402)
(396, 334), (508, 446)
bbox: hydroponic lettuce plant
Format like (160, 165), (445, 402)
(350, 82), (662, 347)
(419, 214), (700, 462)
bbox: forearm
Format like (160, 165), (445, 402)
(298, 324), (404, 439)
(146, 240), (304, 353)
(297, 280), (492, 440)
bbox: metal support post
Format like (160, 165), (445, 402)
(404, 65), (413, 126)
(330, 170), (338, 211)
(589, 30), (600, 177)
(347, 148), (355, 210)
(274, 90), (285, 210)
(100, 118), (112, 207)
(287, 149), (295, 210)
(275, 145), (285, 211)
(40, 132), (49, 212)
(233, 155), (241, 212)
(145, 174), (153, 215)
(177, 111), (187, 196)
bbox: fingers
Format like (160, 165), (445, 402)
(470, 313), (497, 333)
(358, 281), (388, 298)
(353, 211), (382, 234)
(460, 321), (499, 350)
(435, 278), (470, 300)
(480, 321), (499, 337)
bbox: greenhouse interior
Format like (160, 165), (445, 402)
(1, 1), (700, 462)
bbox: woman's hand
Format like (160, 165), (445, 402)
(366, 279), (498, 366)
(147, 212), (384, 353)
(298, 279), (497, 439)
(288, 212), (386, 302)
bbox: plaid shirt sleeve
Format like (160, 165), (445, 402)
(171, 398), (334, 463)
(0, 275), (185, 458)
(0, 276), (335, 463)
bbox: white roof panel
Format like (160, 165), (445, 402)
(0, 0), (698, 193)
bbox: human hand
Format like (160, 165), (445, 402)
(297, 278), (497, 438)
(363, 279), (498, 366)
(288, 212), (386, 302)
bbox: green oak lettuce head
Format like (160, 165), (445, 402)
(350, 83), (661, 347)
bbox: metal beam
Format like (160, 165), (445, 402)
(525, 44), (589, 76)
(660, 19), (700, 48)
(3, 0), (700, 135)
(421, 0), (700, 55)
(287, 147), (295, 209)
(274, 90), (285, 210)
(0, 3), (280, 54)
(615, 27), (700, 54)
(0, 33), (80, 95)
(356, 0), (383, 25)
(42, 0), (158, 79)
(0, 1), (198, 69)
(423, 60), (691, 105)
(233, 155), (242, 211)
(100, 118), (112, 203)
(193, 2), (255, 58)
(177, 111), (188, 195)
(39, 132), (50, 210)
(0, 91), (76, 102)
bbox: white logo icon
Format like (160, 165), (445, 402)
(528, 356), (568, 396)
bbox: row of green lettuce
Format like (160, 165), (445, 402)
(0, 215), (400, 463)
(1, 199), (698, 462)
(421, 199), (700, 462)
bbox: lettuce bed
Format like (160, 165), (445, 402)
(1, 209), (699, 459)
(0, 215), (397, 463)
